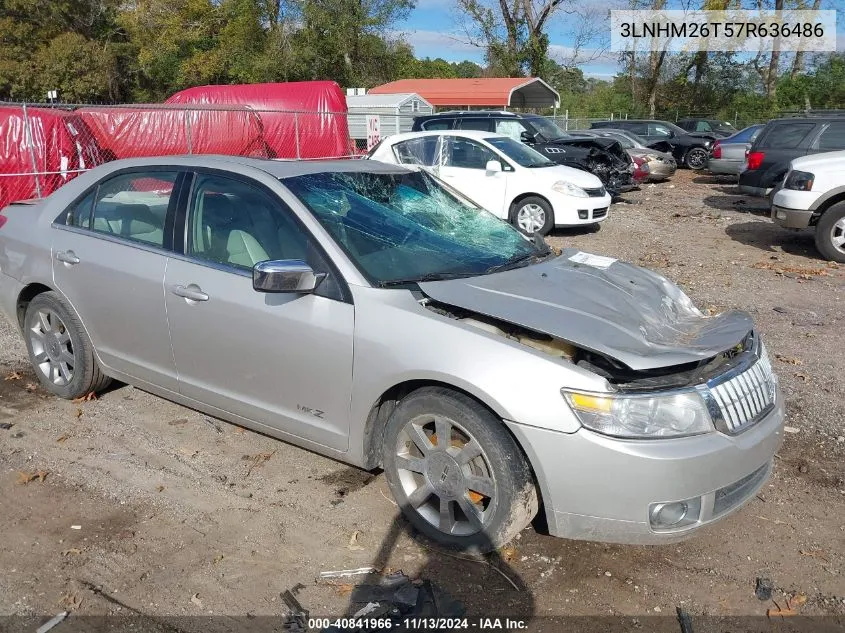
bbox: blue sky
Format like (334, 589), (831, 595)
(394, 0), (844, 80)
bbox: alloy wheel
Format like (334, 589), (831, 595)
(517, 203), (546, 234)
(830, 217), (845, 255)
(28, 308), (75, 386)
(686, 148), (707, 169)
(394, 413), (497, 536)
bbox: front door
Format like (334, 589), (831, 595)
(51, 169), (182, 390)
(164, 171), (354, 450)
(435, 136), (508, 218)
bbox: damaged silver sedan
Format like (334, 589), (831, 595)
(0, 156), (785, 550)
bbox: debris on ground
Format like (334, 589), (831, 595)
(0, 422), (14, 430)
(4, 370), (22, 381)
(755, 577), (774, 601)
(189, 593), (203, 608)
(168, 418), (188, 426)
(676, 606), (694, 633)
(58, 593), (82, 610)
(783, 426), (800, 433)
(281, 588), (308, 633)
(775, 354), (802, 365)
(24, 382), (38, 392)
(17, 470), (49, 484)
(319, 567), (377, 579)
(348, 530), (365, 551)
(35, 612), (68, 633)
(204, 417), (223, 434)
(56, 434), (68, 443)
(71, 391), (97, 403)
(752, 261), (831, 278)
(243, 451), (274, 477)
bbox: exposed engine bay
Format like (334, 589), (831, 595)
(533, 137), (635, 196)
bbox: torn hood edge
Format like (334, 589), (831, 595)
(419, 250), (754, 372)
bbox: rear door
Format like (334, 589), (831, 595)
(754, 121), (818, 175)
(435, 136), (508, 217)
(163, 170), (354, 450)
(52, 168), (183, 390)
(810, 121), (845, 155)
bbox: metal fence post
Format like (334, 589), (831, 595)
(21, 103), (43, 198)
(184, 108), (193, 154)
(294, 112), (301, 159)
(565, 109), (569, 131)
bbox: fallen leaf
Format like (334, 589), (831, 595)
(753, 261), (829, 277)
(190, 593), (203, 608)
(17, 470), (48, 484)
(244, 451), (274, 477)
(56, 434), (69, 443)
(335, 583), (354, 596)
(71, 391), (98, 404)
(58, 593), (83, 610)
(234, 427), (246, 434)
(794, 372), (808, 381)
(799, 549), (829, 562)
(500, 546), (518, 563)
(75, 408), (83, 418)
(790, 593), (808, 608)
(775, 354), (802, 365)
(348, 530), (365, 551)
(156, 485), (165, 493)
(213, 554), (224, 564)
(5, 371), (22, 381)
(61, 548), (82, 556)
(168, 418), (189, 426)
(24, 382), (37, 392)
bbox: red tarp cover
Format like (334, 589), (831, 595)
(0, 107), (103, 208)
(165, 81), (351, 159)
(76, 105), (268, 161)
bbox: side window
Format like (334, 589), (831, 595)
(816, 122), (845, 150)
(188, 174), (312, 272)
(421, 119), (452, 131)
(91, 171), (178, 247)
(444, 137), (496, 169)
(66, 190), (95, 229)
(458, 118), (493, 132)
(495, 119), (527, 140)
(696, 121), (712, 132)
(392, 137), (439, 166)
(761, 123), (814, 149)
(625, 122), (648, 135)
(649, 123), (673, 138)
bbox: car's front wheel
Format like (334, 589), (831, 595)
(510, 196), (554, 236)
(815, 201), (845, 263)
(684, 147), (708, 170)
(23, 291), (112, 399)
(382, 387), (538, 551)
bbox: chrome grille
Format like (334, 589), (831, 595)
(708, 352), (776, 433)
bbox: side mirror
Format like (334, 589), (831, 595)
(520, 131), (536, 143)
(485, 160), (503, 174)
(253, 260), (326, 293)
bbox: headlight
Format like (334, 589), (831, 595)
(552, 181), (589, 198)
(784, 170), (814, 191)
(561, 390), (714, 439)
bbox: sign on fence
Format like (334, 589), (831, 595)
(366, 115), (381, 150)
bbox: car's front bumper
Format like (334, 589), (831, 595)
(506, 392), (785, 544)
(551, 192), (612, 226)
(771, 205), (814, 229)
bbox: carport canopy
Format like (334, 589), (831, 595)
(368, 78), (560, 109)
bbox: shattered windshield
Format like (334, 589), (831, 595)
(484, 137), (553, 167)
(526, 116), (569, 140)
(282, 170), (542, 286)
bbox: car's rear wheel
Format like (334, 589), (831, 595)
(23, 292), (111, 399)
(814, 202), (845, 263)
(684, 147), (708, 170)
(382, 387), (538, 552)
(510, 196), (554, 236)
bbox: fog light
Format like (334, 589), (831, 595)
(649, 497), (701, 530)
(776, 211), (787, 220)
(578, 210), (588, 219)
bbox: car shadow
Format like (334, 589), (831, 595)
(692, 174), (737, 185)
(321, 515), (535, 628)
(725, 221), (821, 259)
(548, 224), (601, 238)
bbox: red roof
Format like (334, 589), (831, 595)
(368, 78), (559, 107)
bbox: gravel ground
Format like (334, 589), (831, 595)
(0, 170), (843, 630)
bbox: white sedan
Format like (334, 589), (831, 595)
(368, 130), (612, 236)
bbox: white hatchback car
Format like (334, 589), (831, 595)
(368, 130), (612, 236)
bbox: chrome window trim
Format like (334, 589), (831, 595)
(50, 223), (174, 258)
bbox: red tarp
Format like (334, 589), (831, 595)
(76, 105), (269, 161)
(165, 81), (352, 159)
(0, 107), (103, 208)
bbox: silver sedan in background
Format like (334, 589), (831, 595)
(707, 124), (765, 176)
(0, 156), (784, 550)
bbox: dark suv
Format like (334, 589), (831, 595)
(739, 117), (845, 196)
(411, 111), (635, 195)
(590, 119), (715, 169)
(676, 119), (737, 138)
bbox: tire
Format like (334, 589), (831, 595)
(509, 196), (554, 236)
(684, 147), (708, 170)
(814, 202), (845, 263)
(382, 387), (538, 552)
(23, 291), (112, 399)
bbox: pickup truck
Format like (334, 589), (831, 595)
(771, 150), (845, 262)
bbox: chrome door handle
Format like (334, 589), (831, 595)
(172, 284), (209, 302)
(56, 250), (80, 265)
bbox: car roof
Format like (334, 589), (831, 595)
(78, 155), (412, 180)
(382, 129), (509, 143)
(418, 111), (541, 119)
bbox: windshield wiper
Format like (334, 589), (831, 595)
(484, 246), (551, 274)
(526, 163), (555, 168)
(378, 271), (480, 287)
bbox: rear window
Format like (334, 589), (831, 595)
(421, 119), (452, 131)
(815, 122), (845, 151)
(758, 122), (815, 149)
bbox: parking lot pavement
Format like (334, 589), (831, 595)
(1, 170), (843, 625)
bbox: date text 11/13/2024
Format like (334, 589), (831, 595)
(308, 618), (529, 630)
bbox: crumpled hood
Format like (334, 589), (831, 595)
(420, 249), (753, 371)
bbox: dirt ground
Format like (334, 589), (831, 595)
(1, 170), (843, 631)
